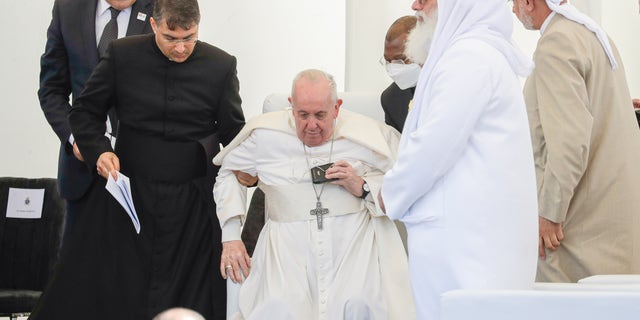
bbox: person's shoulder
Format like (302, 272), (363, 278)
(114, 34), (153, 47)
(56, 0), (84, 7)
(381, 83), (412, 106)
(55, 0), (90, 14)
(381, 82), (399, 100)
(341, 109), (392, 131)
(445, 39), (503, 68)
(195, 41), (235, 60)
(543, 14), (595, 43)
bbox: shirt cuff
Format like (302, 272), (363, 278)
(68, 133), (75, 145)
(221, 216), (242, 242)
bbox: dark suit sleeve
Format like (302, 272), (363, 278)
(380, 86), (401, 131)
(215, 56), (245, 146)
(38, 2), (73, 145)
(69, 45), (116, 168)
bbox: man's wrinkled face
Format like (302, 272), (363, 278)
(411, 0), (438, 20)
(151, 17), (198, 63)
(290, 78), (341, 147)
(512, 0), (535, 30)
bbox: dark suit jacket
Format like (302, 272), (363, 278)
(380, 82), (415, 133)
(38, 0), (154, 200)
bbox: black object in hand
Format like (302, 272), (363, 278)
(311, 163), (338, 184)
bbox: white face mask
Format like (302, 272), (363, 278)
(385, 63), (421, 90)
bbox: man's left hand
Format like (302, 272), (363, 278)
(325, 160), (365, 197)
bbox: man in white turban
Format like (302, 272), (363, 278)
(512, 0), (640, 282)
(380, 0), (538, 319)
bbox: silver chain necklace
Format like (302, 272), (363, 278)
(303, 131), (335, 231)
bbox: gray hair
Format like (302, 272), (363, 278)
(153, 0), (201, 30)
(290, 69), (338, 104)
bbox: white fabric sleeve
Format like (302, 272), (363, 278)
(382, 42), (494, 222)
(213, 132), (258, 240)
(221, 217), (242, 242)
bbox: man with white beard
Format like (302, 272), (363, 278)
(379, 0), (539, 319)
(512, 0), (640, 283)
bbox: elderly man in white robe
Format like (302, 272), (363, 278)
(380, 0), (539, 319)
(213, 69), (415, 320)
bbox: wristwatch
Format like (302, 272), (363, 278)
(360, 181), (370, 199)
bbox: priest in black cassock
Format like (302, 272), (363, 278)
(29, 0), (245, 319)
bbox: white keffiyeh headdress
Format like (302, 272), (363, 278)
(545, 0), (617, 69)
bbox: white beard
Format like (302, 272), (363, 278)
(404, 10), (438, 65)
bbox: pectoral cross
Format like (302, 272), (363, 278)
(310, 201), (329, 230)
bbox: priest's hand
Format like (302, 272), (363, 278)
(538, 216), (564, 260)
(221, 240), (251, 284)
(233, 170), (259, 187)
(326, 160), (364, 197)
(96, 152), (120, 180)
(72, 142), (84, 162)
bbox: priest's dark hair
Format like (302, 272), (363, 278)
(153, 0), (201, 30)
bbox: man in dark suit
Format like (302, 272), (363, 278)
(380, 15), (418, 133)
(38, 0), (154, 240)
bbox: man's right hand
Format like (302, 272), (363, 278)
(72, 142), (84, 162)
(221, 240), (251, 284)
(96, 152), (120, 180)
(233, 170), (259, 187)
(538, 216), (564, 260)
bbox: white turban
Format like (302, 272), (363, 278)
(545, 0), (618, 69)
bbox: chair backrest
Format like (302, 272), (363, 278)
(0, 177), (65, 291)
(262, 92), (385, 121)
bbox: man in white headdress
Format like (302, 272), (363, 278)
(379, 0), (538, 319)
(213, 69), (415, 320)
(512, 0), (640, 283)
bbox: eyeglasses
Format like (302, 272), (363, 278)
(379, 56), (408, 66)
(163, 36), (198, 45)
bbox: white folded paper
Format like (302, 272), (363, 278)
(106, 172), (140, 234)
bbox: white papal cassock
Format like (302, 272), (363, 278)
(213, 109), (415, 320)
